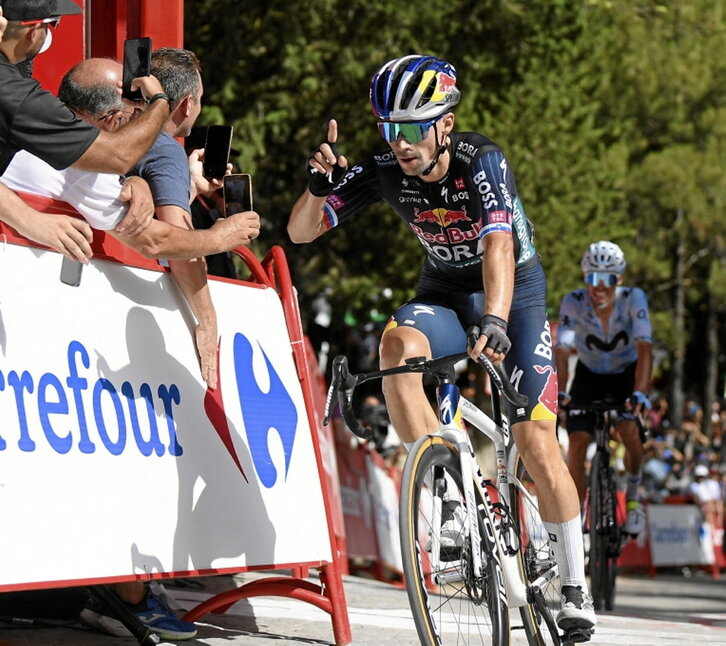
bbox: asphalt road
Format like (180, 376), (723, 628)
(0, 570), (725, 645)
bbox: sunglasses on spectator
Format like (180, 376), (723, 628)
(584, 272), (619, 287)
(20, 16), (61, 29)
(377, 116), (442, 144)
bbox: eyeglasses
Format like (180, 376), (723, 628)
(584, 272), (619, 287)
(20, 16), (62, 29)
(377, 116), (441, 144)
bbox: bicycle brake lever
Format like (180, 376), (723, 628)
(323, 355), (347, 426)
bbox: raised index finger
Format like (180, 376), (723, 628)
(327, 119), (338, 144)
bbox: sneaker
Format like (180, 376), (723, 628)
(79, 595), (132, 638)
(557, 585), (596, 636)
(133, 590), (197, 640)
(624, 500), (646, 536)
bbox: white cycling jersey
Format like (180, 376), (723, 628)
(557, 286), (652, 374)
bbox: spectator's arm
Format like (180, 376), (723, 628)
(155, 205), (218, 390)
(72, 99), (169, 175)
(0, 182), (93, 262)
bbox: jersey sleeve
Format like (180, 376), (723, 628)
(470, 148), (516, 238)
(629, 287), (653, 343)
(557, 292), (578, 349)
(10, 82), (99, 170)
(321, 158), (382, 231)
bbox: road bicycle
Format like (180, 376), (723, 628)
(325, 337), (593, 646)
(576, 401), (643, 612)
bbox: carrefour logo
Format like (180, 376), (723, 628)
(231, 333), (298, 488)
(0, 334), (299, 489)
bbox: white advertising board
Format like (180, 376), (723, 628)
(0, 243), (332, 589)
(647, 504), (714, 566)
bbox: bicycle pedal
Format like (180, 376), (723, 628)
(561, 627), (594, 643)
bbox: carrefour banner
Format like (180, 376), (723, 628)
(0, 243), (332, 589)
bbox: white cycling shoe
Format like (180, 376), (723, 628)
(426, 500), (466, 561)
(624, 501), (646, 536)
(557, 585), (596, 638)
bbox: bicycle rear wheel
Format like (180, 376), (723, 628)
(588, 450), (617, 611)
(510, 455), (561, 646)
(399, 435), (510, 646)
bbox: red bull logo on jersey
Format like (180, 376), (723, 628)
(530, 364), (557, 422)
(413, 206), (471, 227)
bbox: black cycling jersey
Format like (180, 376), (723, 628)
(321, 132), (537, 290)
(318, 132), (556, 424)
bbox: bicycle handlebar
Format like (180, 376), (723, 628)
(323, 326), (529, 440)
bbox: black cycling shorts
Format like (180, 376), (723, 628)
(383, 259), (557, 425)
(565, 361), (636, 435)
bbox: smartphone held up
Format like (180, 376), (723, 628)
(203, 125), (234, 179)
(223, 174), (253, 216)
(122, 37), (152, 101)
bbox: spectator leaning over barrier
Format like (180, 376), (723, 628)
(2, 56), (261, 389)
(556, 241), (653, 537)
(0, 0), (173, 259)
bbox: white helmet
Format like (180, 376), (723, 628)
(580, 241), (626, 274)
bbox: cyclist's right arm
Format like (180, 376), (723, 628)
(288, 191), (330, 243)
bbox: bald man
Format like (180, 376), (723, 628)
(3, 57), (261, 390)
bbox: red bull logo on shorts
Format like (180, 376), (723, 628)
(530, 364), (557, 422)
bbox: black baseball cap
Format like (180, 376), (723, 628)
(0, 0), (82, 21)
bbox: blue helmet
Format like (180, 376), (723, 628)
(370, 55), (461, 121)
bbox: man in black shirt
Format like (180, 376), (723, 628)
(0, 0), (169, 259)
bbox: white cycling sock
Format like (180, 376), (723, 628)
(543, 514), (588, 590)
(626, 472), (642, 501)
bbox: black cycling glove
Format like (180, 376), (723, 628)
(480, 314), (512, 356)
(306, 142), (349, 197)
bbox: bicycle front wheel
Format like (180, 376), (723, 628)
(510, 455), (561, 646)
(399, 435), (510, 646)
(588, 450), (617, 611)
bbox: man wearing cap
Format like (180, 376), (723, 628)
(0, 0), (169, 260)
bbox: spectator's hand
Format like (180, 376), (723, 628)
(212, 210), (261, 248)
(188, 148), (229, 201)
(468, 314), (511, 366)
(558, 391), (572, 408)
(132, 75), (165, 102)
(116, 176), (155, 236)
(18, 212), (93, 263)
(307, 119), (349, 197)
(195, 323), (218, 390)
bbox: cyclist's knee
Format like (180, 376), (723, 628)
(379, 325), (431, 369)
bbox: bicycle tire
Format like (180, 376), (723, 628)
(399, 435), (510, 646)
(510, 455), (561, 646)
(588, 450), (617, 611)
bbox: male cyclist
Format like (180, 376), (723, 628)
(556, 241), (653, 536)
(288, 54), (595, 637)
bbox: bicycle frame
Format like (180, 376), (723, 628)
(432, 381), (557, 609)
